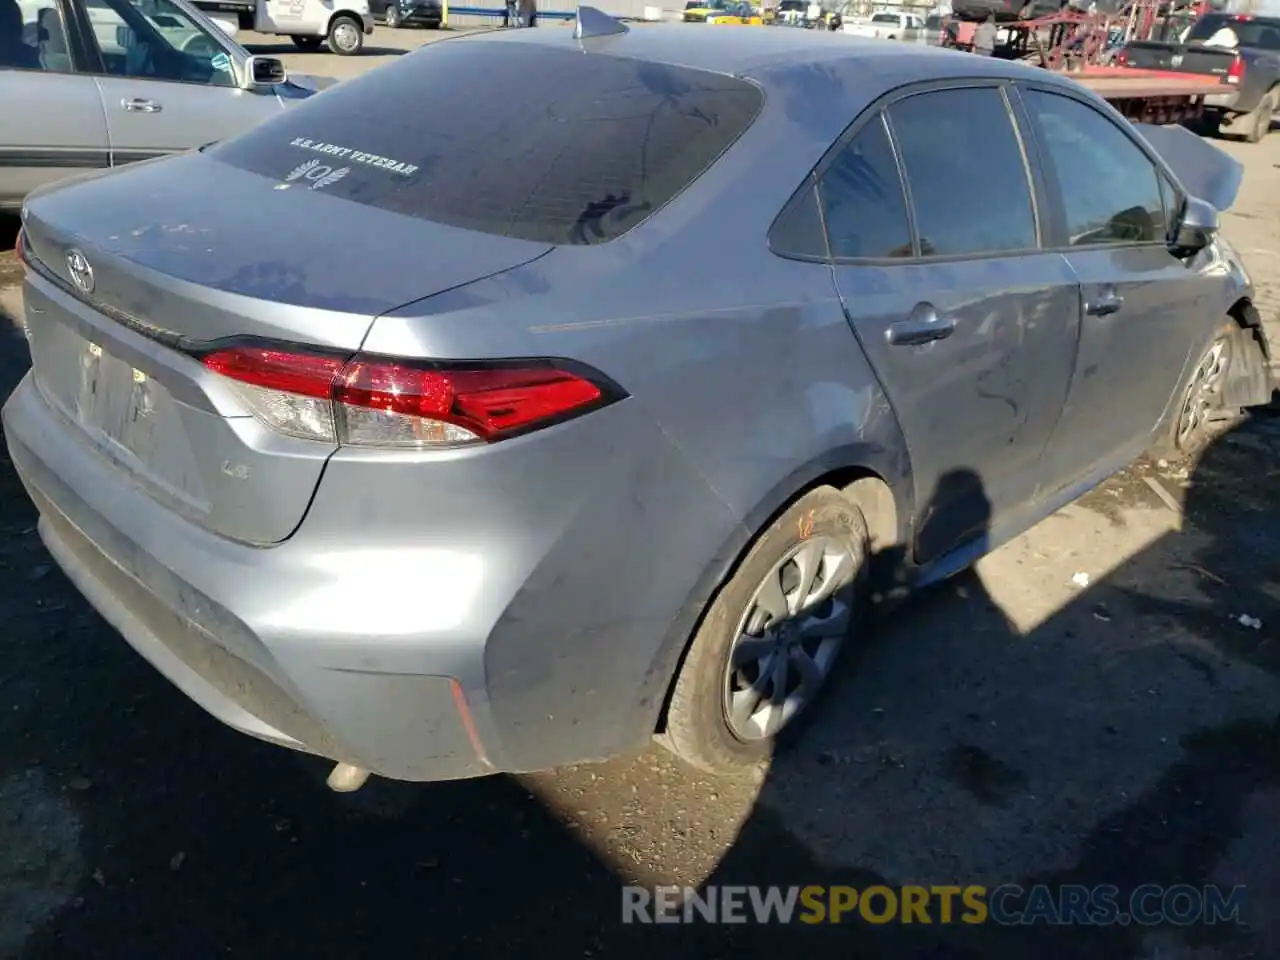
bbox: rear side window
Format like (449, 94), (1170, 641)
(1185, 14), (1280, 50)
(208, 41), (763, 245)
(886, 87), (1037, 257)
(819, 115), (913, 259)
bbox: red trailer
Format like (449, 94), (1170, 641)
(940, 0), (1228, 122)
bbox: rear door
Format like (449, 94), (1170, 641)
(826, 84), (1080, 564)
(1015, 84), (1216, 484)
(75, 0), (279, 164)
(0, 0), (109, 206)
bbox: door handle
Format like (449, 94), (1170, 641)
(122, 98), (162, 113)
(886, 303), (957, 346)
(1084, 289), (1124, 317)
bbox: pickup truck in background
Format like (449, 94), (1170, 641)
(841, 10), (924, 40)
(1119, 12), (1280, 143)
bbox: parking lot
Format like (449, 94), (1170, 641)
(0, 33), (1278, 960)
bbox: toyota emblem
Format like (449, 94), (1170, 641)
(66, 248), (94, 295)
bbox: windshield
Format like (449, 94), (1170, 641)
(208, 42), (764, 246)
(1186, 14), (1280, 49)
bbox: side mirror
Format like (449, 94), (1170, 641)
(1171, 195), (1218, 254)
(244, 55), (286, 89)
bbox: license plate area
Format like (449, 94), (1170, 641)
(30, 319), (210, 512)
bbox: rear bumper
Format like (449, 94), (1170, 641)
(4, 374), (489, 781)
(1204, 91), (1242, 111)
(3, 368), (739, 781)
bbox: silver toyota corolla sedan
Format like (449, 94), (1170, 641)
(3, 19), (1273, 790)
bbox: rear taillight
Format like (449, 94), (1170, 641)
(1116, 48), (1128, 66)
(1227, 55), (1245, 85)
(199, 345), (621, 448)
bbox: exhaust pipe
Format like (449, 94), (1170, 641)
(326, 762), (371, 793)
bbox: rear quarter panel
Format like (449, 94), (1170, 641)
(357, 66), (916, 756)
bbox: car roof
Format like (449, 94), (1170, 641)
(462, 21), (1059, 92)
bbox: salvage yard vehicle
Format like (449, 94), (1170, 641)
(374, 0), (442, 28)
(842, 10), (924, 40)
(4, 14), (1274, 790)
(0, 0), (328, 211)
(190, 0), (374, 53)
(705, 1), (762, 24)
(1118, 12), (1280, 142)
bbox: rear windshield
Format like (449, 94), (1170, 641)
(871, 13), (898, 21)
(1186, 14), (1280, 49)
(208, 41), (763, 245)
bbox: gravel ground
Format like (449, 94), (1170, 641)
(0, 115), (1276, 959)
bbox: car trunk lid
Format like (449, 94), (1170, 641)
(19, 153), (552, 545)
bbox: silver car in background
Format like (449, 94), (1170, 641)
(0, 0), (323, 209)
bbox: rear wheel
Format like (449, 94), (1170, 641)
(1245, 90), (1277, 144)
(383, 4), (401, 26)
(328, 14), (364, 54)
(661, 488), (869, 774)
(290, 34), (323, 49)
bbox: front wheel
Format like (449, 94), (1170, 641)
(328, 14), (364, 54)
(661, 487), (869, 774)
(290, 34), (323, 49)
(1150, 323), (1238, 462)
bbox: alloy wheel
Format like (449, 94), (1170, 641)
(1175, 337), (1229, 449)
(722, 535), (858, 742)
(332, 20), (360, 51)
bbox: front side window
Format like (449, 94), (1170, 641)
(0, 0), (70, 72)
(1022, 88), (1166, 246)
(887, 86), (1037, 257)
(84, 0), (235, 87)
(819, 114), (913, 260)
(209, 42), (764, 245)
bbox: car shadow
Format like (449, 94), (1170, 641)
(694, 414), (1280, 958)
(0, 332), (1276, 957)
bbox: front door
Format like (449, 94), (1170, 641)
(1016, 85), (1222, 485)
(77, 0), (279, 162)
(823, 85), (1079, 564)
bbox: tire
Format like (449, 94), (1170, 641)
(1244, 89), (1276, 144)
(661, 487), (870, 775)
(1149, 322), (1239, 462)
(1188, 110), (1221, 138)
(383, 4), (400, 26)
(290, 34), (323, 49)
(327, 14), (364, 54)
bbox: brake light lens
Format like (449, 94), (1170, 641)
(200, 345), (619, 447)
(1116, 48), (1128, 66)
(1227, 55), (1245, 84)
